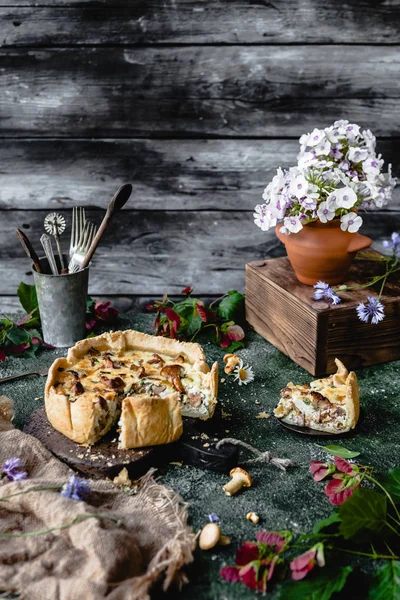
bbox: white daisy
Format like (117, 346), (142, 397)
(233, 359), (255, 386)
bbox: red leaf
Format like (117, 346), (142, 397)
(181, 286), (193, 295)
(145, 304), (154, 311)
(226, 324), (245, 341)
(0, 348), (5, 362)
(86, 318), (97, 332)
(334, 456), (355, 475)
(235, 542), (259, 566)
(8, 343), (30, 355)
(94, 301), (118, 321)
(220, 566), (240, 583)
(165, 308), (181, 329)
(197, 303), (208, 323)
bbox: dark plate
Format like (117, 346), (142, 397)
(275, 417), (349, 437)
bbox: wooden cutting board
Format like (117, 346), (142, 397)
(24, 406), (238, 479)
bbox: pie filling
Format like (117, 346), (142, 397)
(274, 380), (348, 432)
(51, 346), (215, 444)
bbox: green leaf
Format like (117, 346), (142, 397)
(217, 291), (245, 322)
(312, 512), (342, 534)
(17, 282), (38, 314)
(338, 488), (387, 540)
(6, 325), (31, 345)
(369, 561), (400, 600)
(225, 340), (245, 353)
(279, 566), (353, 600)
(186, 314), (203, 337)
(383, 467), (400, 505)
(319, 444), (360, 459)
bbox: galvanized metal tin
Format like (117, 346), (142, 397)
(33, 257), (89, 347)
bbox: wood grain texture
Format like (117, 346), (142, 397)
(246, 254), (400, 375)
(0, 46), (399, 137)
(1, 138), (398, 211)
(1, 1), (399, 45)
(0, 210), (398, 298)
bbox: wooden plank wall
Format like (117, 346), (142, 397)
(0, 0), (399, 312)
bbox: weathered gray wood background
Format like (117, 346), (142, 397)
(1, 0), (399, 312)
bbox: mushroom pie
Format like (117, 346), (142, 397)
(45, 329), (218, 448)
(274, 359), (359, 433)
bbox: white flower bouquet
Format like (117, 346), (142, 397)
(254, 120), (396, 235)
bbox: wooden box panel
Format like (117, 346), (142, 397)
(245, 255), (400, 376)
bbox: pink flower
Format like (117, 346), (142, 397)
(236, 542), (259, 566)
(94, 301), (118, 321)
(226, 324), (245, 342)
(181, 286), (193, 294)
(196, 303), (208, 323)
(290, 543), (325, 581)
(256, 531), (287, 553)
(324, 474), (360, 505)
(220, 566), (240, 583)
(165, 308), (181, 335)
(85, 318), (97, 332)
(334, 456), (356, 475)
(309, 460), (335, 482)
(219, 334), (232, 348)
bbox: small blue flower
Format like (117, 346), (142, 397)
(1, 457), (27, 482)
(356, 297), (385, 325)
(208, 512), (220, 523)
(383, 232), (400, 254)
(61, 474), (91, 501)
(313, 281), (341, 305)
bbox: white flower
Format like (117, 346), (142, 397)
(362, 155), (384, 178)
(347, 147), (369, 163)
(289, 175), (309, 199)
(317, 201), (335, 223)
(233, 359), (255, 386)
(344, 123), (360, 141)
(307, 128), (326, 147)
(340, 212), (363, 233)
(329, 187), (358, 209)
(314, 138), (331, 156)
(253, 205), (277, 231)
(283, 215), (303, 233)
(362, 129), (376, 154)
(297, 151), (318, 169)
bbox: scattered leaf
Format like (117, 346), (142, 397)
(338, 488), (387, 539)
(17, 282), (38, 315)
(382, 467), (400, 505)
(318, 445), (360, 459)
(312, 513), (342, 534)
(368, 560), (400, 600)
(279, 566), (353, 600)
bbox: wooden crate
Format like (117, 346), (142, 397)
(245, 254), (400, 376)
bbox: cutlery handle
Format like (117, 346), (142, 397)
(79, 183), (132, 270)
(16, 229), (42, 273)
(0, 371), (41, 383)
(40, 234), (59, 275)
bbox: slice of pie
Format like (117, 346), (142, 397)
(274, 359), (359, 433)
(45, 329), (218, 447)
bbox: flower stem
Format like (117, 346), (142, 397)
(0, 485), (62, 501)
(334, 547), (399, 560)
(366, 475), (400, 523)
(0, 513), (122, 538)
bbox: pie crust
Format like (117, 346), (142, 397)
(45, 329), (218, 447)
(274, 359), (360, 433)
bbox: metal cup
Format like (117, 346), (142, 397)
(33, 257), (89, 347)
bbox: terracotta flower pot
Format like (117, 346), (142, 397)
(275, 220), (372, 286)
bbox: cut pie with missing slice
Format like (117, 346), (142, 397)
(274, 359), (360, 433)
(45, 329), (218, 448)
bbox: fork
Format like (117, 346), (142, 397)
(70, 206), (86, 259)
(68, 221), (97, 273)
(0, 367), (49, 383)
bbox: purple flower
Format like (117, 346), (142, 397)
(383, 232), (400, 255)
(357, 297), (385, 325)
(313, 281), (341, 305)
(1, 457), (28, 482)
(208, 512), (220, 523)
(61, 474), (90, 501)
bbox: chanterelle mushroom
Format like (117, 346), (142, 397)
(223, 467), (252, 496)
(160, 364), (185, 393)
(199, 523), (231, 550)
(223, 353), (241, 374)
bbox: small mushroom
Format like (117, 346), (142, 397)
(223, 467), (252, 496)
(246, 512), (260, 524)
(73, 381), (84, 396)
(174, 354), (185, 364)
(67, 369), (80, 380)
(104, 356), (116, 369)
(198, 523), (231, 550)
(130, 363), (145, 378)
(188, 392), (203, 408)
(223, 353), (241, 374)
(100, 376), (125, 389)
(147, 353), (165, 366)
(161, 364), (185, 393)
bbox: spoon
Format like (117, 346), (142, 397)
(16, 228), (42, 273)
(79, 183), (132, 271)
(44, 212), (67, 274)
(40, 233), (59, 276)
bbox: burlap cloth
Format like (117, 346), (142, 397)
(0, 397), (196, 600)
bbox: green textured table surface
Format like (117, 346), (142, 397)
(1, 313), (400, 600)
